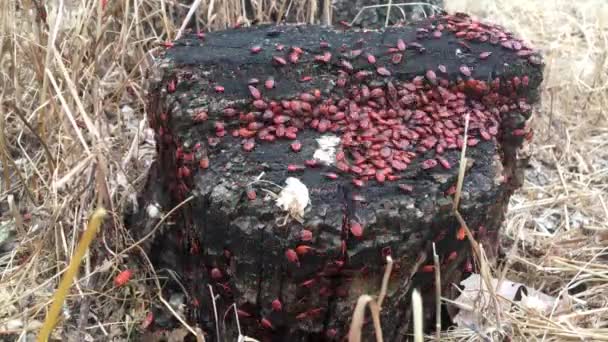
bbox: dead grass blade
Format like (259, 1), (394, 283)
(37, 208), (106, 342)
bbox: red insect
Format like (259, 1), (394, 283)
(350, 221), (363, 237)
(398, 184), (413, 193)
(250, 45), (262, 54)
(300, 75), (312, 82)
(285, 248), (299, 265)
(370, 88), (384, 98)
(295, 245), (312, 255)
(355, 70), (371, 80)
(512, 129), (526, 136)
(178, 166), (191, 178)
(253, 99), (267, 110)
(367, 53), (377, 64)
(246, 189), (256, 201)
(377, 67), (391, 76)
(289, 51), (299, 64)
(323, 172), (339, 180)
(261, 318), (274, 330)
(456, 226), (466, 240)
(243, 140), (255, 152)
(447, 251), (458, 262)
(161, 41), (174, 48)
(305, 159), (318, 167)
(223, 107), (237, 117)
(341, 60), (353, 71)
(381, 246), (392, 258)
(214, 85), (225, 93)
(338, 20), (352, 29)
(397, 38), (406, 51)
(459, 65), (471, 77)
(193, 111), (208, 122)
(271, 299), (283, 312)
(290, 141), (302, 152)
(265, 78), (275, 89)
(375, 170), (386, 183)
(167, 79), (176, 93)
(199, 157), (209, 169)
(210, 267), (223, 280)
(421, 265), (435, 273)
(391, 53), (403, 64)
(479, 51), (492, 59)
(467, 138), (479, 146)
(300, 93), (315, 102)
(299, 278), (316, 288)
(421, 159), (438, 169)
(349, 49), (362, 58)
(141, 312), (154, 329)
(248, 85), (261, 99)
(301, 229), (313, 241)
(239, 128), (256, 138)
(273, 56), (287, 65)
(287, 164), (305, 172)
(352, 179), (364, 188)
(512, 76), (522, 88)
(114, 269), (133, 287)
(316, 51), (332, 63)
(464, 259), (473, 273)
(437, 157), (451, 169)
(425, 70), (437, 84)
(235, 309), (251, 319)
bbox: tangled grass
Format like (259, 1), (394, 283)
(0, 0), (606, 340)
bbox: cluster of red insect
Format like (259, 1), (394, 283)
(157, 14), (537, 192)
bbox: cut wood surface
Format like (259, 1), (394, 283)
(128, 13), (543, 341)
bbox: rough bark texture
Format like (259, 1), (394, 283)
(128, 15), (543, 342)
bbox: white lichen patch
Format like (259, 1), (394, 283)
(313, 135), (341, 165)
(146, 203), (161, 218)
(275, 177), (310, 221)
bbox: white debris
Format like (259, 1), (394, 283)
(313, 135), (341, 165)
(453, 273), (570, 331)
(275, 177), (310, 221)
(146, 203), (161, 218)
(5, 319), (23, 330)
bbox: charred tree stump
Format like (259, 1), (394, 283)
(129, 14), (543, 342)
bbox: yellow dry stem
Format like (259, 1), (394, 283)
(37, 208), (107, 342)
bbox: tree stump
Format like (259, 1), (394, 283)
(128, 13), (543, 342)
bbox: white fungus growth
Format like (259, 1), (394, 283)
(275, 177), (310, 221)
(146, 203), (161, 218)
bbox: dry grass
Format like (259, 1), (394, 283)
(0, 0), (606, 341)
(440, 0), (608, 341)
